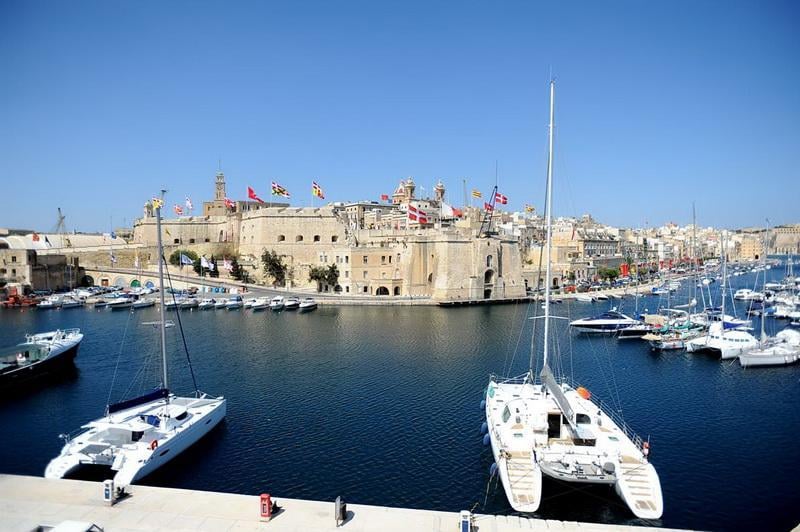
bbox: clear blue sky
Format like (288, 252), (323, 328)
(2, 0), (798, 232)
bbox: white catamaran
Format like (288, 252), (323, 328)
(484, 81), (663, 519)
(45, 195), (226, 487)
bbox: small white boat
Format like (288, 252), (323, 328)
(284, 297), (300, 310)
(739, 330), (800, 367)
(197, 299), (216, 310)
(37, 296), (62, 309)
(298, 298), (317, 312)
(108, 297), (135, 310)
(575, 295), (595, 303)
(569, 309), (641, 334)
(250, 297), (269, 311)
(269, 296), (285, 311)
(214, 299), (228, 309)
(132, 299), (155, 310)
(180, 298), (199, 310)
(243, 298), (258, 309)
(225, 296), (244, 310)
(60, 298), (84, 309)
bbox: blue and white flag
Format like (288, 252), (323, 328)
(110, 251), (117, 264)
(180, 254), (193, 266)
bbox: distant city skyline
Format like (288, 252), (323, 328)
(2, 1), (798, 232)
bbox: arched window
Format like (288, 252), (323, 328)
(277, 235), (285, 242)
(487, 255), (493, 268)
(296, 235), (304, 242)
(332, 235), (339, 243)
(313, 235), (320, 242)
(393, 286), (400, 296)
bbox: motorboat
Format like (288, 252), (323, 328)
(242, 298), (258, 309)
(250, 297), (269, 311)
(132, 299), (155, 310)
(108, 297), (135, 311)
(214, 299), (228, 309)
(37, 296), (62, 309)
(60, 297), (84, 309)
(45, 196), (225, 489)
(485, 81), (662, 519)
(1, 329), (84, 392)
(179, 298), (199, 310)
(197, 298), (216, 310)
(569, 309), (641, 334)
(225, 295), (243, 310)
(269, 296), (285, 311)
(298, 298), (318, 312)
(284, 297), (300, 310)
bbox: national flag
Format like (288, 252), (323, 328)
(223, 258), (233, 272)
(110, 231), (116, 239)
(312, 181), (325, 199)
(201, 256), (214, 271)
(151, 198), (164, 210)
(185, 197), (193, 210)
(134, 255), (140, 269)
(224, 197), (235, 209)
(524, 204), (535, 213)
(495, 192), (508, 205)
(408, 204), (428, 224)
(271, 181), (290, 198)
(174, 204), (184, 216)
(110, 251), (117, 264)
(32, 232), (40, 242)
(471, 189), (482, 199)
(484, 202), (493, 212)
(248, 186), (266, 204)
(380, 194), (390, 201)
(441, 202), (463, 218)
(180, 253), (194, 266)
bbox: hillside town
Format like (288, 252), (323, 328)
(2, 171), (799, 301)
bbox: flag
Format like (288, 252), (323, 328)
(223, 259), (233, 272)
(441, 202), (463, 218)
(32, 232), (40, 242)
(180, 253), (193, 266)
(174, 204), (184, 216)
(224, 197), (235, 209)
(151, 198), (164, 210)
(271, 181), (290, 198)
(185, 197), (193, 210)
(110, 251), (117, 264)
(248, 186), (266, 204)
(408, 204), (429, 224)
(312, 181), (325, 199)
(524, 204), (535, 213)
(495, 192), (508, 205)
(380, 194), (389, 201)
(134, 255), (140, 269)
(471, 189), (482, 199)
(110, 231), (116, 239)
(484, 202), (493, 212)
(201, 256), (214, 270)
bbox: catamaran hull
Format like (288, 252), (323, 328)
(121, 400), (227, 485)
(739, 353), (800, 367)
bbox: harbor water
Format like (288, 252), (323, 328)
(1, 268), (798, 531)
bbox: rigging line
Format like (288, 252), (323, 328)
(162, 253), (200, 395)
(502, 278), (529, 378)
(106, 302), (136, 408)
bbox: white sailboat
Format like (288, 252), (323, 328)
(484, 81), (663, 519)
(45, 195), (226, 488)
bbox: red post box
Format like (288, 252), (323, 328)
(260, 493), (272, 521)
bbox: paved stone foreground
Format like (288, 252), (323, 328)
(0, 475), (690, 532)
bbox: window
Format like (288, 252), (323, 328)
(345, 271), (349, 278)
(389, 256), (392, 264)
(277, 235), (285, 242)
(332, 235), (339, 243)
(345, 256), (349, 264)
(314, 235), (320, 242)
(296, 235), (304, 242)
(174, 239), (180, 245)
(381, 256), (386, 264)
(346, 286), (350, 293)
(204, 238), (210, 243)
(487, 255), (493, 268)
(502, 406), (511, 423)
(362, 256), (368, 264)
(189, 238), (195, 244)
(363, 271), (368, 279)
(363, 286), (368, 293)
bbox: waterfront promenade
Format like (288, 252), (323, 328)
(0, 475), (690, 531)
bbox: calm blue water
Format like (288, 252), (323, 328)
(1, 267), (798, 531)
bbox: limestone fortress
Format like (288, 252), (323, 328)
(131, 172), (527, 301)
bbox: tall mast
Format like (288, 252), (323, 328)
(721, 231), (726, 323)
(542, 79), (555, 371)
(155, 191), (169, 390)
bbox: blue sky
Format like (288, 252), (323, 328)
(1, 1), (798, 232)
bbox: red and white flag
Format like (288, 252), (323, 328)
(494, 192), (508, 204)
(380, 194), (389, 201)
(224, 197), (235, 209)
(484, 202), (494, 212)
(248, 186), (266, 204)
(223, 258), (233, 272)
(174, 204), (184, 215)
(408, 204), (428, 224)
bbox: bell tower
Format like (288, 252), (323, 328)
(215, 171), (226, 201)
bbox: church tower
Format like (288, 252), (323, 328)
(215, 171), (226, 201)
(434, 180), (445, 203)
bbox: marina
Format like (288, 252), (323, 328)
(1, 265), (799, 531)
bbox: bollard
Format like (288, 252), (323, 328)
(103, 479), (115, 506)
(334, 496), (347, 527)
(260, 493), (272, 522)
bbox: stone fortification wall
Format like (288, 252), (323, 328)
(133, 215), (239, 248)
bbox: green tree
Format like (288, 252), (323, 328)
(229, 258), (242, 281)
(309, 264), (340, 291)
(261, 249), (287, 286)
(169, 249), (198, 267)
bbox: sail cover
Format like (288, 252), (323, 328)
(108, 388), (169, 414)
(540, 366), (576, 428)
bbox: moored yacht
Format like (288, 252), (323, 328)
(1, 329), (84, 392)
(269, 296), (285, 311)
(298, 298), (318, 312)
(569, 309), (641, 334)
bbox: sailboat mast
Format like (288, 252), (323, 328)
(155, 192), (169, 390)
(542, 79), (555, 370)
(721, 231), (726, 322)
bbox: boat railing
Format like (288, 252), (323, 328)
(489, 372), (531, 386)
